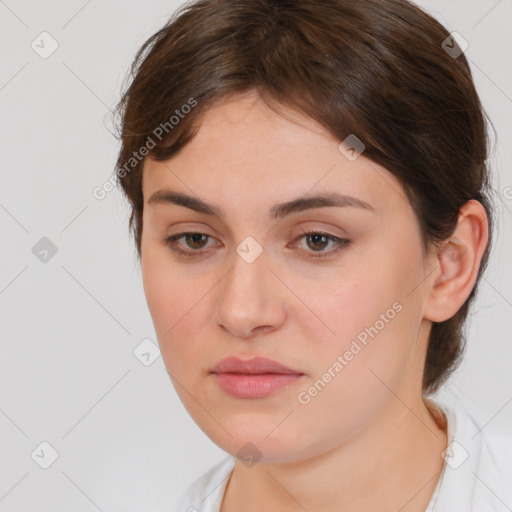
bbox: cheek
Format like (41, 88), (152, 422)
(290, 281), (416, 444)
(141, 247), (217, 380)
(296, 268), (399, 352)
(295, 252), (420, 389)
(142, 249), (187, 344)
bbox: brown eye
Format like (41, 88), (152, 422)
(292, 230), (352, 259)
(305, 233), (330, 251)
(183, 233), (209, 250)
(164, 232), (215, 258)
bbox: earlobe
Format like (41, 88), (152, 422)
(424, 200), (489, 323)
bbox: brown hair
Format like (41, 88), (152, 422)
(113, 0), (495, 396)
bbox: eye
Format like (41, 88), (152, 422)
(164, 232), (217, 258)
(290, 229), (351, 259)
(163, 230), (351, 259)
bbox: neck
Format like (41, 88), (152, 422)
(221, 398), (448, 512)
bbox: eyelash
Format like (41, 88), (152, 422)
(163, 229), (351, 260)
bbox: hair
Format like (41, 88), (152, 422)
(113, 0), (495, 396)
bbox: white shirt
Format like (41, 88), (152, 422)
(175, 400), (512, 511)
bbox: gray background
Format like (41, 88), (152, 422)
(1, 0), (511, 510)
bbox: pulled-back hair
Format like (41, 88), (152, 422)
(113, 0), (494, 396)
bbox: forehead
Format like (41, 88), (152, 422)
(142, 94), (408, 217)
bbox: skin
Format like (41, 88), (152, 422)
(140, 91), (488, 511)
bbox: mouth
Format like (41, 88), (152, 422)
(211, 356), (305, 398)
(211, 355), (303, 375)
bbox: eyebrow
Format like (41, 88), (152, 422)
(147, 189), (374, 220)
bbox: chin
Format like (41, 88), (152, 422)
(205, 426), (311, 466)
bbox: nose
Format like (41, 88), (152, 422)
(214, 247), (287, 340)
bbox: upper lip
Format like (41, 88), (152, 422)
(212, 356), (303, 375)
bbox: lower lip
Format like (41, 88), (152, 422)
(213, 373), (304, 398)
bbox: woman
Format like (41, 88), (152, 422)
(113, 0), (511, 510)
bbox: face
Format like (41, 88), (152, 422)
(140, 92), (433, 464)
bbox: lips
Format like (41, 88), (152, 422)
(211, 356), (304, 399)
(211, 356), (303, 375)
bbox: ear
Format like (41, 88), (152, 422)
(423, 199), (489, 323)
